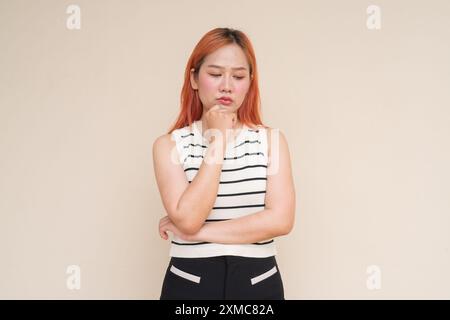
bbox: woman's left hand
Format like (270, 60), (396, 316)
(158, 215), (196, 241)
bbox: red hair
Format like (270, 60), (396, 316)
(167, 27), (266, 134)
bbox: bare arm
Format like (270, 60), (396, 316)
(153, 133), (226, 235)
(162, 128), (296, 243)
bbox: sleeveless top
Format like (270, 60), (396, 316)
(168, 119), (277, 258)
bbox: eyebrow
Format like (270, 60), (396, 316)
(206, 64), (248, 71)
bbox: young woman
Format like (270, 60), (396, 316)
(153, 27), (295, 300)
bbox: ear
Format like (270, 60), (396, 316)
(190, 68), (198, 90)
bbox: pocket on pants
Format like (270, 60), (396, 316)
(250, 265), (278, 285)
(169, 264), (201, 284)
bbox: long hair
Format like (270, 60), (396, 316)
(168, 27), (266, 133)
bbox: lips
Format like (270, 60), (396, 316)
(217, 96), (233, 102)
(217, 98), (233, 106)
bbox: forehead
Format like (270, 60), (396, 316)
(203, 44), (249, 70)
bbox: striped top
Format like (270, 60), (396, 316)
(169, 119), (277, 258)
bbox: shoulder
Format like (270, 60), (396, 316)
(262, 126), (290, 159)
(152, 133), (174, 157)
(268, 127), (288, 143)
(256, 124), (288, 146)
(153, 124), (192, 150)
(248, 124), (287, 140)
(153, 123), (194, 162)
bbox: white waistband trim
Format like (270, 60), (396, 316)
(169, 242), (277, 258)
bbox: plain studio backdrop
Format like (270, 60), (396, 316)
(1, 0), (449, 299)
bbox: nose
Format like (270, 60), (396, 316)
(219, 75), (232, 93)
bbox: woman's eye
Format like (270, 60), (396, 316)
(209, 74), (245, 80)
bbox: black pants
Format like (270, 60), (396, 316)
(160, 255), (284, 300)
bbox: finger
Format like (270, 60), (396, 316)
(159, 219), (170, 237)
(159, 217), (169, 228)
(218, 106), (232, 113)
(215, 105), (227, 111)
(159, 216), (169, 223)
(160, 225), (170, 240)
(160, 222), (170, 233)
(209, 104), (222, 112)
(159, 227), (167, 240)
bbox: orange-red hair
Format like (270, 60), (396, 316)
(168, 27), (266, 134)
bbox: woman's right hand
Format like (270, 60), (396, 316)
(203, 104), (236, 145)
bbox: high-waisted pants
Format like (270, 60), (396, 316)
(160, 255), (284, 300)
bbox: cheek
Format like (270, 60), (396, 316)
(234, 82), (250, 98)
(200, 77), (218, 93)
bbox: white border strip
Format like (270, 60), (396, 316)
(170, 265), (201, 283)
(251, 266), (278, 285)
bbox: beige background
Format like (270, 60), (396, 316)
(1, 0), (449, 299)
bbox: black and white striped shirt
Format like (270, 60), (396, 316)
(169, 120), (277, 258)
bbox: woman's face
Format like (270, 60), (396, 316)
(190, 44), (252, 114)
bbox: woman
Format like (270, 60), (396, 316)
(153, 27), (295, 300)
